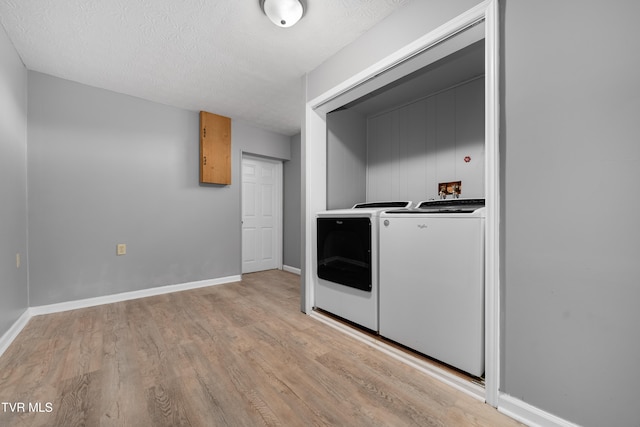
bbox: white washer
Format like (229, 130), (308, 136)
(379, 199), (485, 377)
(315, 201), (413, 331)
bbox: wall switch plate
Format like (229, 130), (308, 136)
(116, 244), (127, 256)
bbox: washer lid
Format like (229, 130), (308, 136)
(386, 198), (485, 214)
(353, 201), (413, 209)
(417, 198), (484, 209)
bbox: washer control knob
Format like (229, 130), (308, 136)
(383, 220), (390, 227)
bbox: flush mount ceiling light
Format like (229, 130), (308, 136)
(260, 0), (305, 28)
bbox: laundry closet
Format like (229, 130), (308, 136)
(316, 38), (488, 378)
(326, 40), (485, 208)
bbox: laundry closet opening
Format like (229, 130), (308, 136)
(326, 38), (485, 208)
(309, 18), (491, 394)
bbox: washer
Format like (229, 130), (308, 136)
(379, 199), (485, 377)
(315, 201), (413, 331)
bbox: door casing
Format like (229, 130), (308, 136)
(241, 153), (283, 274)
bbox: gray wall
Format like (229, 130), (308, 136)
(326, 109), (367, 209)
(237, 120), (292, 161)
(0, 24), (29, 337)
(27, 71), (290, 306)
(502, 1), (640, 426)
(283, 134), (301, 269)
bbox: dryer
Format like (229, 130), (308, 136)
(315, 201), (412, 331)
(379, 199), (486, 377)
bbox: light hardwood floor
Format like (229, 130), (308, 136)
(0, 270), (522, 426)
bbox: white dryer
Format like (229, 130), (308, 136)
(379, 199), (486, 377)
(315, 201), (413, 331)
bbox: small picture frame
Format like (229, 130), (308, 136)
(438, 181), (462, 198)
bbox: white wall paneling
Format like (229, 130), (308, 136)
(455, 78), (485, 197)
(366, 77), (484, 202)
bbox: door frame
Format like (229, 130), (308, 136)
(303, 0), (500, 407)
(241, 153), (284, 273)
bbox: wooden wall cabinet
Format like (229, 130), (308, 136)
(200, 111), (231, 185)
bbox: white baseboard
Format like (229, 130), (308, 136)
(499, 393), (582, 427)
(29, 275), (241, 316)
(282, 265), (301, 275)
(0, 275), (240, 358)
(0, 309), (31, 358)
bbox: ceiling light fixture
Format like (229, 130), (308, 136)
(259, 0), (305, 28)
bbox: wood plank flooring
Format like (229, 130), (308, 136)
(0, 270), (522, 426)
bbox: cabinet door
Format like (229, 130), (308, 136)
(200, 111), (231, 184)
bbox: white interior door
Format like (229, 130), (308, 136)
(242, 155), (282, 273)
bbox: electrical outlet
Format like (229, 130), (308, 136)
(116, 244), (127, 256)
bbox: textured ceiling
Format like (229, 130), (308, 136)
(0, 0), (412, 136)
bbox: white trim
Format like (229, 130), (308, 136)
(303, 101), (327, 315)
(499, 394), (583, 427)
(310, 311), (485, 401)
(282, 265), (301, 275)
(29, 275), (241, 316)
(483, 0), (501, 408)
(275, 160), (284, 270)
(0, 309), (31, 358)
(308, 1), (490, 110)
(304, 0), (500, 408)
